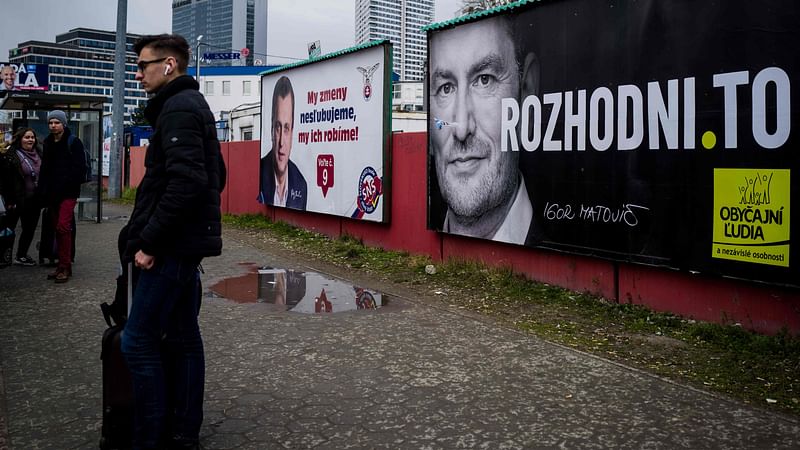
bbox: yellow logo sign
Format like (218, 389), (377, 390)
(712, 169), (790, 267)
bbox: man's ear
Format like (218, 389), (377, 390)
(521, 52), (540, 96)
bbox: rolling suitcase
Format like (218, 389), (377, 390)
(99, 262), (135, 449)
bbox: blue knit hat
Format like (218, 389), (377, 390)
(47, 110), (67, 125)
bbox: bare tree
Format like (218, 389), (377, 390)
(460, 0), (515, 15)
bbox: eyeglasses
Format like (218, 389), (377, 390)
(136, 57), (168, 72)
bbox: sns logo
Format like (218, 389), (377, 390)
(356, 63), (379, 102)
(357, 166), (382, 214)
(355, 287), (377, 310)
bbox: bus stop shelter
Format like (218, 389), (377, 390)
(0, 90), (106, 223)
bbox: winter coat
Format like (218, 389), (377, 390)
(122, 74), (226, 262)
(0, 144), (42, 208)
(39, 127), (85, 203)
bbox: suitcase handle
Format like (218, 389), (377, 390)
(100, 262), (134, 328)
(127, 262), (133, 317)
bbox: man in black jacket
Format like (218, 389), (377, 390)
(120, 34), (226, 450)
(39, 110), (86, 282)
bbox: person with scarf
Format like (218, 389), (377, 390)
(0, 127), (43, 266)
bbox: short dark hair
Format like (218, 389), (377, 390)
(133, 34), (191, 72)
(271, 76), (295, 129)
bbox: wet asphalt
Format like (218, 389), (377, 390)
(0, 203), (798, 449)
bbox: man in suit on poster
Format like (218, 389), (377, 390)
(259, 75), (308, 210)
(429, 15), (539, 245)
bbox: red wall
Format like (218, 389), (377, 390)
(129, 146), (146, 188)
(441, 235), (618, 299)
(618, 265), (800, 334)
(342, 132), (441, 257)
(131, 135), (800, 335)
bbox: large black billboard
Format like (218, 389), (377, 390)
(426, 0), (799, 287)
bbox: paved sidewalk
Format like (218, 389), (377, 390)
(0, 203), (798, 449)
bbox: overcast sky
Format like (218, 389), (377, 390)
(0, 0), (463, 65)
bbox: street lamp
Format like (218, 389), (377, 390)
(195, 34), (204, 81)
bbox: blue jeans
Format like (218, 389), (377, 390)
(121, 256), (204, 449)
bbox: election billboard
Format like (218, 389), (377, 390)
(0, 63), (49, 91)
(259, 41), (391, 222)
(426, 0), (799, 286)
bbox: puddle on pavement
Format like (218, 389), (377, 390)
(208, 267), (388, 314)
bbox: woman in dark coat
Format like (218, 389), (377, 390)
(0, 127), (43, 265)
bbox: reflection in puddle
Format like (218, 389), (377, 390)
(209, 267), (387, 314)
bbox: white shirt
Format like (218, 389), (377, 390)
(273, 173), (287, 207)
(492, 176), (533, 245)
(443, 174), (533, 245)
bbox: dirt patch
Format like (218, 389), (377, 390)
(630, 333), (690, 349)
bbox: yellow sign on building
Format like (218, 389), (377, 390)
(712, 169), (790, 267)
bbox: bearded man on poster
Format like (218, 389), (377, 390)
(429, 16), (539, 245)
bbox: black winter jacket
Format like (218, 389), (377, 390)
(0, 144), (43, 208)
(122, 75), (226, 262)
(1, 147), (27, 207)
(39, 128), (85, 203)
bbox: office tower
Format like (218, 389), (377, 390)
(172, 0), (268, 66)
(355, 0), (435, 81)
(7, 28), (147, 118)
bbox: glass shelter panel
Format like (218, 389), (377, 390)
(0, 106), (102, 222)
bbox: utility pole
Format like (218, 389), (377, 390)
(109, 0), (128, 198)
(195, 35), (204, 81)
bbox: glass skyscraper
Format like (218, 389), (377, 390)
(172, 0), (268, 67)
(355, 0), (434, 81)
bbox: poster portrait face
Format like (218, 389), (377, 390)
(272, 93), (294, 177)
(1, 65), (16, 90)
(429, 17), (520, 220)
